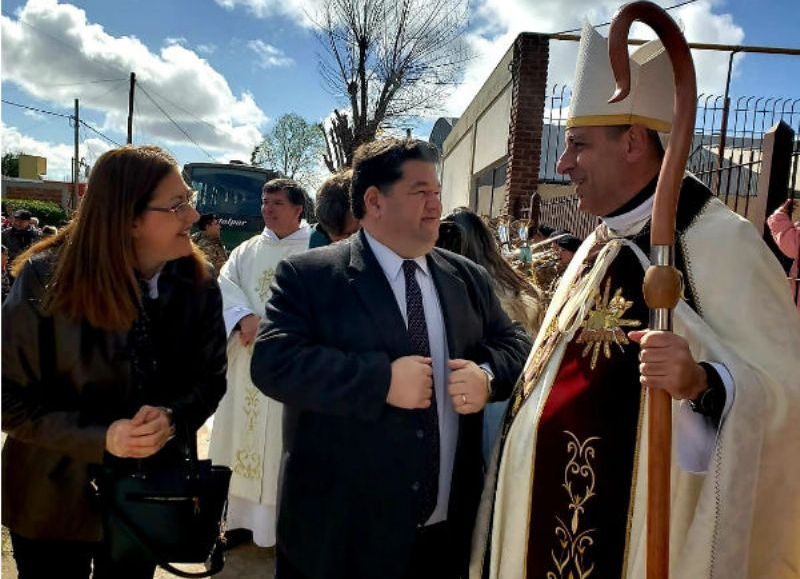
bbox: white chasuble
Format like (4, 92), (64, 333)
(210, 226), (311, 514)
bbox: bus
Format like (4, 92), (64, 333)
(182, 161), (281, 249)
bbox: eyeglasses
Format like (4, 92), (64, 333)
(145, 192), (197, 217)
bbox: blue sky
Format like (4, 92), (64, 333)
(2, 0), (798, 184)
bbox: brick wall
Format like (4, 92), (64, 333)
(505, 33), (550, 218)
(4, 185), (63, 205)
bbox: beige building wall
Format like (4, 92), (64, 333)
(441, 130), (473, 214)
(440, 43), (514, 213)
(18, 155), (47, 180)
(473, 87), (512, 173)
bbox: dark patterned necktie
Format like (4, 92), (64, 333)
(402, 259), (440, 523)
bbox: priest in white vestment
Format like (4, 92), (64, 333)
(210, 178), (312, 547)
(471, 25), (800, 579)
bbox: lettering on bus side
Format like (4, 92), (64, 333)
(218, 218), (249, 227)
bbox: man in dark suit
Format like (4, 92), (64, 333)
(250, 138), (531, 579)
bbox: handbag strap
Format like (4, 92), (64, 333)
(103, 491), (228, 578)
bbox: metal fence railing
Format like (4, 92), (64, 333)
(538, 194), (598, 240)
(536, 86), (800, 234)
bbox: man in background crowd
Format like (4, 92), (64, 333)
(209, 179), (313, 549)
(309, 169), (360, 248)
(2, 210), (41, 265)
(192, 212), (229, 272)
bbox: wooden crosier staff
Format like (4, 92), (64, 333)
(607, 3), (697, 578)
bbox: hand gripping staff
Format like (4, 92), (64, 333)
(607, 3), (697, 578)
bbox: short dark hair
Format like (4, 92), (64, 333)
(555, 233), (582, 253)
(197, 213), (217, 231)
(351, 138), (440, 219)
(262, 178), (312, 220)
(606, 124), (665, 159)
(536, 224), (554, 238)
(316, 170), (354, 236)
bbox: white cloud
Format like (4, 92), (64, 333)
(2, 122), (112, 181)
(1, 0), (268, 162)
(247, 39), (295, 68)
(446, 0), (745, 116)
(214, 0), (323, 27)
(196, 43), (217, 55)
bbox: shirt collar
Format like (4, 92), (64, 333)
(363, 229), (430, 282)
(141, 267), (164, 299)
(601, 194), (655, 233)
(261, 221), (312, 242)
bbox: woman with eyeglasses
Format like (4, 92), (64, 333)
(2, 145), (227, 579)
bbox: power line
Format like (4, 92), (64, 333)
(138, 85), (218, 162)
(3, 97), (123, 147)
(37, 78), (129, 88)
(553, 0), (702, 35)
(137, 80), (220, 135)
(1, 99), (71, 119)
(79, 120), (123, 147)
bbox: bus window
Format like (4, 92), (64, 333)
(183, 163), (279, 249)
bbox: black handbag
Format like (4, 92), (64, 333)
(95, 441), (232, 578)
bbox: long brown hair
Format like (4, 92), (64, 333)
(13, 145), (208, 331)
(438, 208), (544, 335)
(441, 207), (537, 297)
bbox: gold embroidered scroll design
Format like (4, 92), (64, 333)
(547, 431), (601, 579)
(575, 278), (641, 370)
(256, 268), (276, 302)
(509, 318), (560, 418)
(233, 385), (263, 479)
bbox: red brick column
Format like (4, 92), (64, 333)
(505, 33), (549, 218)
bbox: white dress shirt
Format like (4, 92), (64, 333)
(363, 230), (459, 525)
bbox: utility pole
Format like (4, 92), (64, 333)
(72, 98), (80, 212)
(127, 72), (136, 144)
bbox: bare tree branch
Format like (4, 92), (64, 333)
(314, 0), (471, 171)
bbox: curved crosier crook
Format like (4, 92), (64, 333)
(608, 0), (697, 246)
(606, 3), (697, 579)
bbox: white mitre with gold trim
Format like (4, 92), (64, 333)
(567, 23), (675, 133)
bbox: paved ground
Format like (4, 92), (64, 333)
(2, 423), (276, 578)
(2, 530), (275, 579)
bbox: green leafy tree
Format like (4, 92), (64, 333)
(250, 113), (326, 185)
(2, 152), (21, 177)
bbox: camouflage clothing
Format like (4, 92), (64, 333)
(192, 231), (229, 272)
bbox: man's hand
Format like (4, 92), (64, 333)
(628, 330), (707, 401)
(105, 405), (175, 458)
(448, 359), (490, 415)
(237, 313), (261, 347)
(387, 356), (433, 409)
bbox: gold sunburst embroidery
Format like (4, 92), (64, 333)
(575, 278), (641, 370)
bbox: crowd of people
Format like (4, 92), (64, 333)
(2, 21), (800, 579)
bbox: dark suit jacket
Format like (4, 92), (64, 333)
(251, 230), (531, 579)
